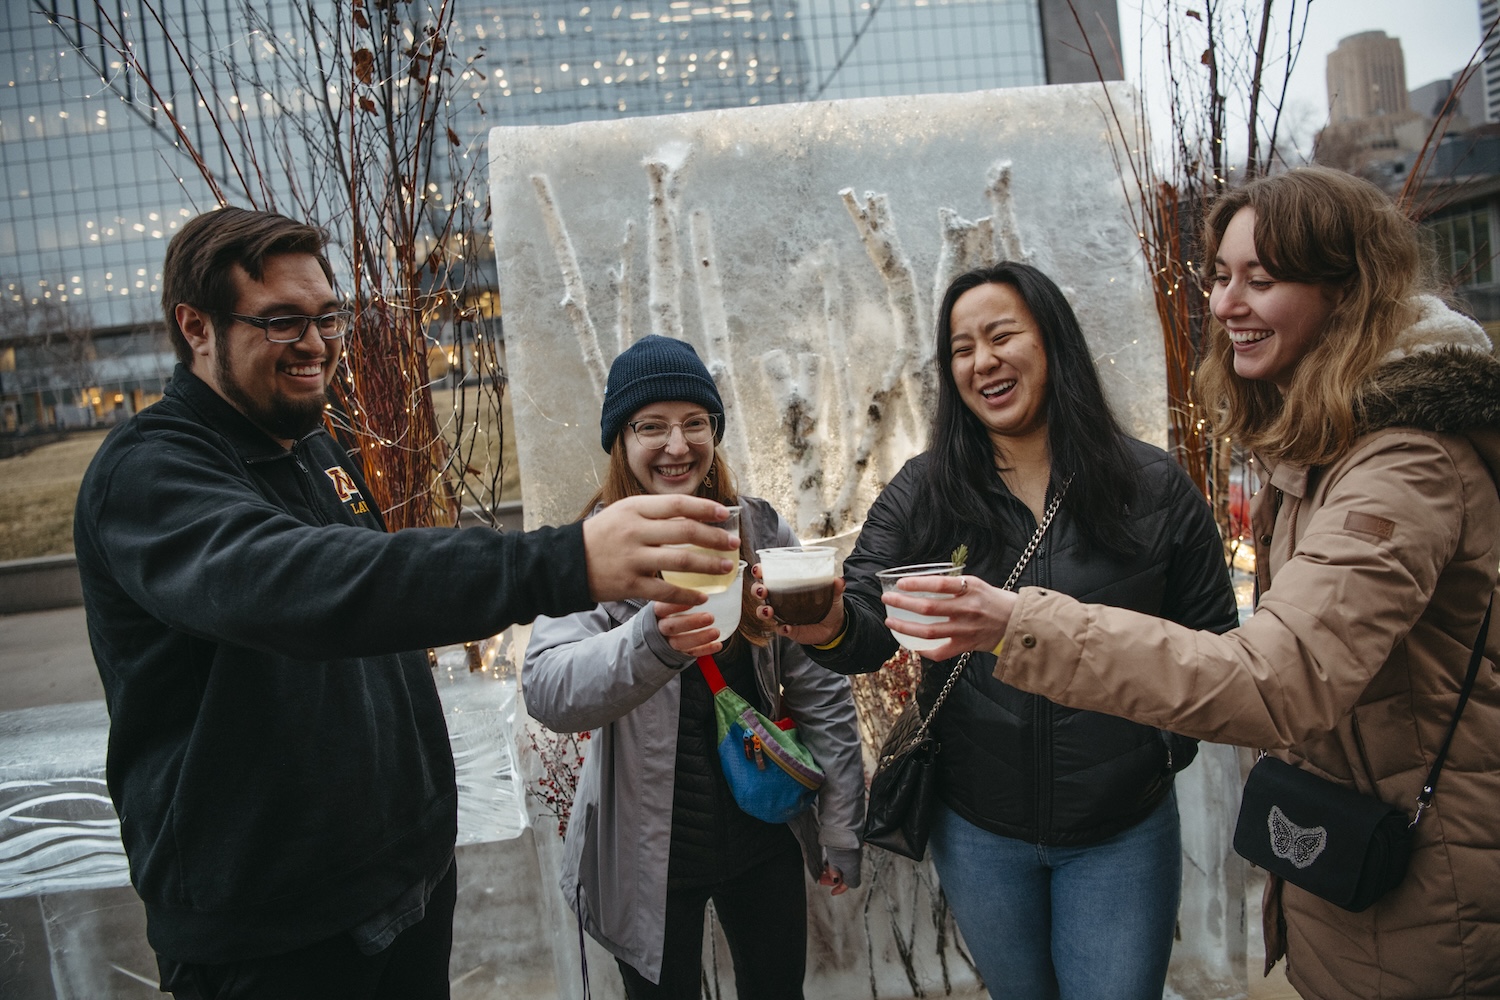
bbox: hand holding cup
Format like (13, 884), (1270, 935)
(877, 563), (964, 653)
(661, 506), (741, 593)
(583, 494), (739, 605)
(751, 546), (846, 644)
(879, 569), (1016, 660)
(655, 559), (747, 657)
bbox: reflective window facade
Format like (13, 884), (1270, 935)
(4, 0), (1061, 339)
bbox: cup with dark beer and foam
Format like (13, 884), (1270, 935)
(756, 546), (838, 625)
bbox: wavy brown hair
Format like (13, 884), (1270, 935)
(1196, 167), (1423, 465)
(581, 435), (773, 646)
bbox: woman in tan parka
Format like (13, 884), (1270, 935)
(881, 167), (1500, 999)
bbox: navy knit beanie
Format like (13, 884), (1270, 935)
(599, 335), (726, 452)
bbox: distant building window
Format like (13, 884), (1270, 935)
(1430, 206), (1495, 288)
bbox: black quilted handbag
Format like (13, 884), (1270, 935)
(861, 654), (967, 861)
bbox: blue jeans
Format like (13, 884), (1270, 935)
(929, 790), (1181, 1000)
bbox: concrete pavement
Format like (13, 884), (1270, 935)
(0, 604), (102, 711)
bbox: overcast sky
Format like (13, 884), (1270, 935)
(1116, 1), (1486, 156)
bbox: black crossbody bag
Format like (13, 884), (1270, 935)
(1233, 596), (1492, 912)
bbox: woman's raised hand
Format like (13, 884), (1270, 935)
(880, 574), (1019, 661)
(749, 565), (848, 646)
(651, 603), (723, 658)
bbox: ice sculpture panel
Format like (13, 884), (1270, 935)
(489, 82), (1164, 536)
(0, 655), (526, 902)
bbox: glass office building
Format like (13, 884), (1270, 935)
(2, 0), (1112, 429)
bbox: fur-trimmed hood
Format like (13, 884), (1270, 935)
(1355, 296), (1500, 436)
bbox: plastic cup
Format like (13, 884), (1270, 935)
(876, 562), (965, 651)
(699, 561), (747, 641)
(669, 560), (745, 643)
(661, 505), (740, 593)
(756, 546), (838, 625)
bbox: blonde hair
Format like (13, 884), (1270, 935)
(582, 434), (772, 646)
(1195, 167), (1423, 465)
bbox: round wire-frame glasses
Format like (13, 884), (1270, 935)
(626, 413), (718, 449)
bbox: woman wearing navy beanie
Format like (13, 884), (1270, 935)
(524, 336), (865, 998)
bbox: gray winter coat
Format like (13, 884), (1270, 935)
(523, 495), (865, 983)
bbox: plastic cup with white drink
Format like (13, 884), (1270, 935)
(697, 561), (747, 641)
(876, 562), (966, 651)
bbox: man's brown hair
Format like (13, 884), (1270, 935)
(160, 207), (335, 364)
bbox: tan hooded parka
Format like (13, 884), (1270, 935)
(995, 298), (1500, 999)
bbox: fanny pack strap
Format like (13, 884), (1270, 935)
(696, 654), (728, 694)
(697, 653), (795, 729)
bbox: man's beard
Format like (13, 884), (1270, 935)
(215, 334), (330, 442)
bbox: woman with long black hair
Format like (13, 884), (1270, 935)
(764, 262), (1239, 999)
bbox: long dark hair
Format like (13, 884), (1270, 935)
(905, 262), (1140, 562)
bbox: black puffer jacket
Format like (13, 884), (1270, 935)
(811, 438), (1238, 845)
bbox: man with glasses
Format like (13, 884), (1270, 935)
(72, 207), (737, 998)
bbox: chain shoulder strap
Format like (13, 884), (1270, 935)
(899, 476), (1073, 751)
(999, 477), (1070, 591)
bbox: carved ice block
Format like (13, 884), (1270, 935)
(489, 82), (1165, 538)
(0, 658), (526, 902)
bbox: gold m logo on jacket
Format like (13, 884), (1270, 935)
(324, 466), (362, 503)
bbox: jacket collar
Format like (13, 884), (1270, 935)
(164, 363), (303, 463)
(1354, 346), (1500, 438)
(1265, 459), (1312, 501)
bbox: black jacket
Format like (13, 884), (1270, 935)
(811, 439), (1239, 845)
(73, 366), (593, 962)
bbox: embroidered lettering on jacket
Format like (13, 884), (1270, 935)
(324, 466), (369, 514)
(1268, 806), (1327, 869)
(1343, 511), (1395, 540)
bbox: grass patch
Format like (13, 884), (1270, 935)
(0, 429), (110, 561)
(0, 389), (521, 562)
(430, 385), (522, 510)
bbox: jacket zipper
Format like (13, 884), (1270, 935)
(1347, 709), (1378, 795)
(291, 445), (332, 526)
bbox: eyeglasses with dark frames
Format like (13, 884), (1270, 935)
(231, 310), (353, 344)
(627, 413), (718, 449)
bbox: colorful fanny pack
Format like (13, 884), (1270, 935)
(697, 654), (824, 824)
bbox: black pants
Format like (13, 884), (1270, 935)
(156, 861), (456, 1000)
(617, 845), (807, 1000)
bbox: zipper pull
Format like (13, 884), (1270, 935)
(752, 734), (766, 770)
(743, 734), (755, 761)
